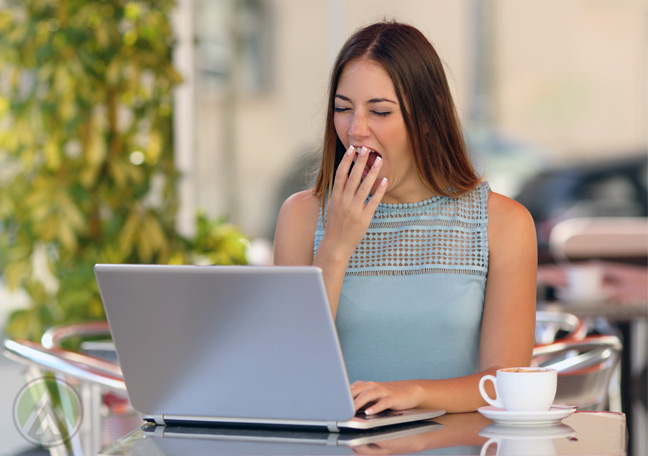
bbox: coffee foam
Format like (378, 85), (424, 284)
(501, 367), (550, 373)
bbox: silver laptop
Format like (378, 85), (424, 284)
(94, 264), (444, 432)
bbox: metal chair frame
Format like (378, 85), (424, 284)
(3, 322), (133, 456)
(532, 334), (623, 411)
(535, 310), (587, 345)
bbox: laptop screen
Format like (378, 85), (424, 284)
(95, 264), (356, 423)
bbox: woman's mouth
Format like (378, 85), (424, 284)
(353, 146), (382, 179)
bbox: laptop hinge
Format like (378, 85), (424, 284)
(326, 421), (340, 432)
(152, 425), (165, 437)
(148, 415), (166, 425)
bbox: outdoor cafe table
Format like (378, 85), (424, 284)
(99, 410), (626, 455)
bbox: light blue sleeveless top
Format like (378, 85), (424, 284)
(314, 182), (490, 383)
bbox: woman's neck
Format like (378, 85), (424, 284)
(379, 179), (437, 205)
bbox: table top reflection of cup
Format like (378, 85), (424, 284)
(479, 423), (576, 456)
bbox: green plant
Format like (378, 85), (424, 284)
(0, 0), (248, 342)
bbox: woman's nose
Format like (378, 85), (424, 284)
(348, 112), (370, 139)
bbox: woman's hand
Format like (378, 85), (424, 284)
(312, 145), (387, 317)
(320, 145), (387, 259)
(350, 380), (422, 415)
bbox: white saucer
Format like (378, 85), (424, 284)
(479, 422), (576, 440)
(478, 405), (576, 426)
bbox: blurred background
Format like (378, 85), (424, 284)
(183, 0), (648, 264)
(0, 0), (646, 455)
(183, 0), (647, 239)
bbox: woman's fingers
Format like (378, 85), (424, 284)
(358, 396), (392, 415)
(344, 146), (371, 197)
(354, 154), (385, 208)
(351, 381), (391, 414)
(332, 146), (356, 194)
(364, 177), (388, 216)
(350, 380), (419, 415)
(333, 146), (375, 196)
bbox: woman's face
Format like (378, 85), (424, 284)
(333, 59), (424, 203)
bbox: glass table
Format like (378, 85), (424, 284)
(99, 411), (626, 455)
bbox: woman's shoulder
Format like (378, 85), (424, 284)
(487, 190), (533, 222)
(274, 190), (321, 265)
(278, 189), (321, 220)
(487, 190), (536, 245)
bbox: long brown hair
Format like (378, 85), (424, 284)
(314, 21), (479, 206)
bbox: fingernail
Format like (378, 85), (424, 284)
(380, 177), (388, 187)
(365, 408), (374, 415)
(346, 146), (355, 156)
(373, 156), (382, 167)
(360, 147), (368, 156)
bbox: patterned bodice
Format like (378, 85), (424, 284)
(315, 182), (490, 277)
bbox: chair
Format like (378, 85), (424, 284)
(535, 310), (587, 345)
(531, 334), (623, 411)
(3, 321), (138, 456)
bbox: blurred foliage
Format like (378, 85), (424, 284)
(0, 0), (248, 342)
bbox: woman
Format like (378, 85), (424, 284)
(273, 21), (537, 414)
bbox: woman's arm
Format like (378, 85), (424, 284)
(351, 191), (538, 414)
(273, 188), (368, 317)
(274, 146), (387, 317)
(478, 191), (537, 373)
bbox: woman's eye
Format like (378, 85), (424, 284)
(372, 111), (391, 117)
(334, 107), (350, 113)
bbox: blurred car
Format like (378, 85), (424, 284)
(514, 152), (648, 263)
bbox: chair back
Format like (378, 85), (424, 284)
(3, 322), (136, 456)
(535, 310), (587, 345)
(531, 335), (623, 410)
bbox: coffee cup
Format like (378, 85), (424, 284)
(564, 264), (603, 300)
(478, 367), (557, 412)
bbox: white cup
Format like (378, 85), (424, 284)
(565, 264), (603, 300)
(478, 367), (557, 412)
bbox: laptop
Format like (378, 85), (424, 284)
(94, 264), (445, 432)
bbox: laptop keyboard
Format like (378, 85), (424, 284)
(354, 409), (404, 420)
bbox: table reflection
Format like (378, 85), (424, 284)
(479, 423), (575, 455)
(99, 411), (626, 455)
